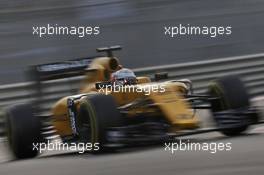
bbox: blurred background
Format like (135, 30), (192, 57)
(1, 0), (264, 84)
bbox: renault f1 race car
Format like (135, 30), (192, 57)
(4, 46), (260, 159)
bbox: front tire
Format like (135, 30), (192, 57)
(79, 94), (124, 152)
(208, 76), (250, 136)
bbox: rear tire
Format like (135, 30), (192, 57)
(208, 76), (250, 136)
(5, 104), (41, 159)
(79, 94), (123, 152)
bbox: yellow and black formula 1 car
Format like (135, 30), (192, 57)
(4, 46), (260, 159)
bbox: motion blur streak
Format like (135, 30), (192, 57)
(1, 0), (264, 84)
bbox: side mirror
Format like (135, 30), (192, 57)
(154, 72), (168, 81)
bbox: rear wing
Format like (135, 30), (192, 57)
(29, 56), (100, 81)
(27, 56), (100, 111)
(29, 46), (122, 81)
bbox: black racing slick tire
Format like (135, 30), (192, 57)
(79, 94), (123, 152)
(208, 76), (250, 136)
(5, 104), (41, 159)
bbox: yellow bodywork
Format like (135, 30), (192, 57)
(51, 57), (200, 137)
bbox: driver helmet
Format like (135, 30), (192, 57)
(111, 68), (137, 86)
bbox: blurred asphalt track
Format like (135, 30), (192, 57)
(1, 0), (264, 84)
(0, 126), (264, 175)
